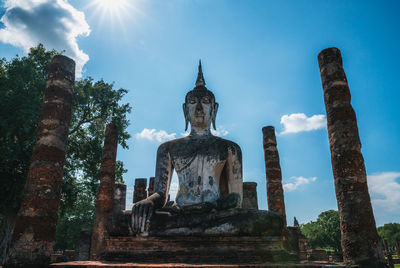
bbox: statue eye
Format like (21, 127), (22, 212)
(189, 99), (196, 104)
(202, 97), (210, 104)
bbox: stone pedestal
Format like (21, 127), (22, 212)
(318, 47), (385, 267)
(133, 178), (147, 203)
(262, 126), (286, 227)
(90, 123), (118, 260)
(6, 55), (75, 266)
(242, 182), (258, 209)
(113, 183), (126, 211)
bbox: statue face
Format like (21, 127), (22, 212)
(184, 89), (218, 131)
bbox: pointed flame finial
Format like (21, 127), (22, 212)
(195, 59), (206, 87)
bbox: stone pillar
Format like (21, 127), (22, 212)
(5, 56), (75, 266)
(76, 230), (91, 261)
(262, 126), (286, 227)
(318, 47), (385, 267)
(148, 177), (155, 196)
(113, 182), (126, 211)
(242, 182), (258, 209)
(133, 178), (147, 203)
(90, 122), (118, 260)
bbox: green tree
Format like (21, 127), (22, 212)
(0, 45), (131, 254)
(301, 210), (341, 252)
(377, 223), (400, 251)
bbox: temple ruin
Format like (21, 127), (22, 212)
(2, 48), (390, 267)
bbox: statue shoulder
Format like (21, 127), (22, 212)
(213, 136), (242, 156)
(157, 136), (188, 153)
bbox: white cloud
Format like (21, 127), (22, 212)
(135, 128), (176, 143)
(211, 126), (229, 136)
(181, 126), (229, 137)
(125, 186), (133, 210)
(280, 113), (326, 135)
(169, 182), (179, 201)
(0, 0), (90, 77)
(283, 176), (317, 192)
(368, 172), (400, 213)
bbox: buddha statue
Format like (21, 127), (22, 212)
(104, 62), (296, 263)
(131, 61), (244, 234)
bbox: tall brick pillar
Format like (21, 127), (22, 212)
(5, 55), (75, 266)
(318, 47), (385, 267)
(90, 122), (118, 260)
(148, 177), (155, 196)
(242, 182), (258, 209)
(262, 126), (286, 227)
(133, 178), (147, 203)
(113, 182), (127, 211)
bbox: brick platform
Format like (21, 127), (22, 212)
(51, 260), (344, 267)
(98, 236), (298, 264)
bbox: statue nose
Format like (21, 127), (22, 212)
(196, 102), (203, 111)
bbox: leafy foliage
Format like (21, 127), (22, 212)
(0, 45), (131, 250)
(301, 210), (341, 251)
(377, 223), (400, 251)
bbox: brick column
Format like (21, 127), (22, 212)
(133, 178), (147, 203)
(148, 177), (155, 196)
(242, 182), (258, 209)
(318, 47), (385, 267)
(262, 126), (286, 227)
(6, 55), (75, 266)
(113, 182), (127, 212)
(90, 122), (118, 260)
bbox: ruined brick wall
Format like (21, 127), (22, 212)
(6, 55), (75, 266)
(318, 47), (385, 267)
(90, 122), (118, 260)
(262, 126), (287, 227)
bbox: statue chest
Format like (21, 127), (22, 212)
(172, 153), (226, 205)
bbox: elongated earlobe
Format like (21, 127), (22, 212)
(183, 103), (189, 131)
(212, 103), (219, 130)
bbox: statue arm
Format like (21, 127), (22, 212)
(153, 142), (173, 208)
(132, 142), (173, 234)
(225, 144), (243, 205)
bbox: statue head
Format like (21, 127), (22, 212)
(183, 61), (219, 131)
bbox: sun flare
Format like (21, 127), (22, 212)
(95, 0), (129, 14)
(85, 0), (142, 28)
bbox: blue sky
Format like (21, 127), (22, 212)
(1, 0), (399, 226)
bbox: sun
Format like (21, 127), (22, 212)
(94, 0), (130, 14)
(85, 0), (142, 29)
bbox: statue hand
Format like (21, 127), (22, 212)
(131, 198), (154, 235)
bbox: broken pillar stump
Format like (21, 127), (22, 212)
(76, 230), (91, 261)
(318, 47), (386, 267)
(113, 182), (126, 212)
(133, 178), (147, 203)
(5, 55), (75, 266)
(242, 182), (258, 209)
(90, 122), (118, 260)
(262, 126), (287, 227)
(148, 177), (155, 196)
